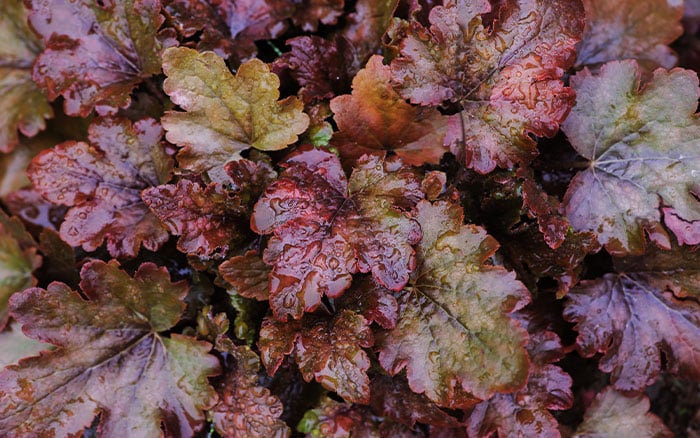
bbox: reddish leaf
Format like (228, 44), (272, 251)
(0, 134), (55, 198)
(28, 117), (171, 258)
(3, 188), (67, 232)
(335, 276), (399, 330)
(0, 260), (220, 437)
(388, 0), (584, 173)
(211, 339), (291, 438)
(224, 0), (295, 61)
(330, 55), (449, 166)
(0, 321), (51, 369)
(274, 35), (360, 103)
(370, 374), (463, 428)
(252, 147), (423, 320)
(259, 310), (374, 403)
(376, 201), (531, 408)
(575, 387), (672, 437)
(161, 48), (309, 182)
(291, 0), (345, 31)
(341, 0), (398, 63)
(576, 0), (683, 70)
(26, 0), (171, 116)
(163, 0), (234, 58)
(142, 179), (247, 258)
(219, 250), (271, 301)
(561, 60), (700, 255)
(518, 167), (570, 250)
(0, 0), (52, 152)
(564, 272), (700, 392)
(297, 397), (377, 437)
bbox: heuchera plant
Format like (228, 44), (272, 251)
(1, 0), (700, 436)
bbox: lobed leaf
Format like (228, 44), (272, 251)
(259, 310), (374, 403)
(376, 200), (531, 408)
(219, 250), (271, 301)
(26, 0), (169, 117)
(330, 55), (449, 166)
(0, 260), (220, 437)
(28, 117), (172, 258)
(161, 47), (309, 182)
(252, 147), (423, 320)
(562, 60), (700, 254)
(388, 0), (584, 173)
(0, 0), (52, 152)
(564, 272), (700, 392)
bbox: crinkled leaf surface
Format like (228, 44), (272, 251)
(252, 147), (423, 320)
(26, 0), (168, 117)
(334, 276), (399, 330)
(211, 339), (290, 438)
(161, 47), (309, 182)
(576, 0), (683, 70)
(562, 60), (700, 255)
(0, 321), (51, 369)
(259, 310), (374, 403)
(219, 250), (271, 301)
(163, 0), (234, 58)
(0, 210), (41, 326)
(297, 397), (376, 438)
(0, 260), (220, 437)
(142, 179), (247, 258)
(389, 0), (584, 172)
(564, 272), (700, 392)
(28, 117), (171, 258)
(575, 387), (672, 437)
(0, 0), (51, 152)
(330, 55), (448, 166)
(376, 201), (531, 408)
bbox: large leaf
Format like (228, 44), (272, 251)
(26, 0), (170, 117)
(259, 310), (374, 403)
(0, 210), (41, 326)
(575, 0), (683, 70)
(0, 260), (220, 437)
(161, 47), (309, 182)
(330, 55), (448, 166)
(28, 117), (172, 258)
(376, 200), (531, 408)
(562, 60), (700, 254)
(0, 0), (52, 152)
(252, 147), (423, 320)
(575, 387), (672, 437)
(388, 0), (584, 173)
(564, 272), (700, 392)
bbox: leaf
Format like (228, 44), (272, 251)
(259, 310), (374, 403)
(334, 276), (399, 330)
(224, 0), (295, 61)
(388, 0), (584, 173)
(297, 397), (376, 438)
(0, 321), (51, 369)
(340, 0), (398, 63)
(575, 387), (672, 437)
(291, 0), (345, 32)
(0, 0), (52, 152)
(3, 187), (67, 232)
(575, 0), (683, 70)
(219, 250), (271, 301)
(211, 339), (291, 438)
(274, 35), (359, 103)
(0, 210), (41, 327)
(0, 260), (220, 437)
(163, 0), (234, 58)
(466, 310), (573, 437)
(252, 147), (423, 320)
(142, 179), (247, 258)
(28, 117), (172, 258)
(161, 47), (309, 182)
(26, 0), (170, 117)
(330, 55), (449, 166)
(561, 60), (700, 255)
(0, 134), (55, 198)
(563, 272), (700, 392)
(376, 200), (531, 408)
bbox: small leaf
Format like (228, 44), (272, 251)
(564, 272), (700, 392)
(28, 117), (172, 258)
(576, 0), (683, 70)
(575, 387), (672, 437)
(389, 0), (584, 173)
(0, 260), (220, 437)
(26, 0), (170, 116)
(334, 276), (399, 330)
(297, 397), (377, 438)
(161, 47), (309, 182)
(219, 250), (271, 301)
(259, 310), (374, 403)
(330, 55), (448, 166)
(562, 60), (700, 254)
(163, 0), (234, 58)
(252, 147), (423, 320)
(376, 200), (531, 408)
(0, 0), (52, 152)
